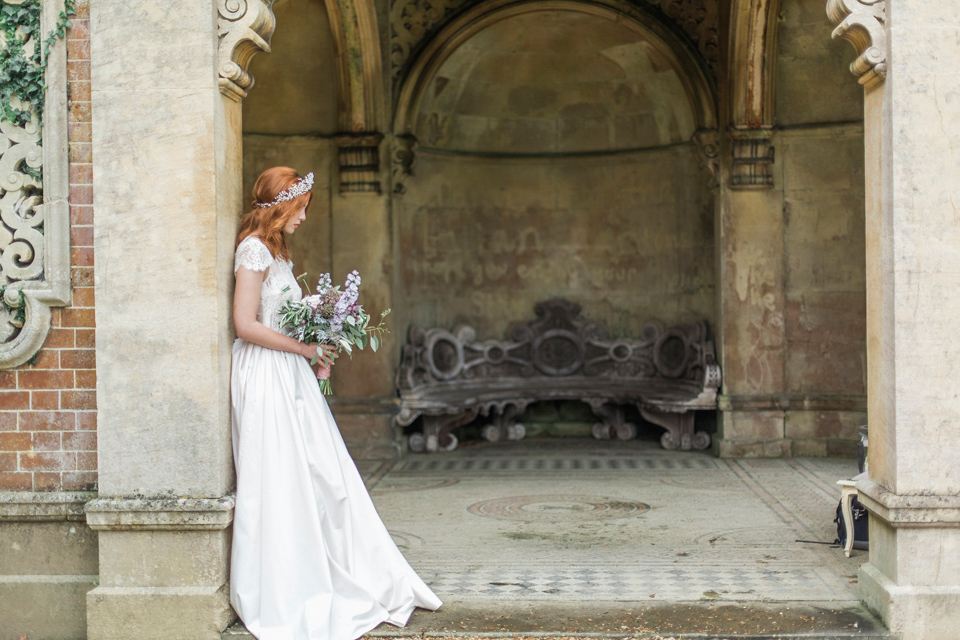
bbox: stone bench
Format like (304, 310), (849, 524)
(395, 299), (721, 453)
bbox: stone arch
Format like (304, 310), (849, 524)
(392, 0), (718, 137)
(322, 0), (385, 133)
(727, 0), (781, 129)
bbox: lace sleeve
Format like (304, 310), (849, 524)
(235, 237), (274, 273)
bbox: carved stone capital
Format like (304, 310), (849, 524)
(729, 127), (775, 190)
(217, 0), (277, 101)
(391, 134), (419, 196)
(334, 132), (384, 194)
(826, 0), (886, 88)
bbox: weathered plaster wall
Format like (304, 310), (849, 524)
(397, 147), (715, 339)
(717, 0), (866, 456)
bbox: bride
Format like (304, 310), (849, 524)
(230, 166), (442, 639)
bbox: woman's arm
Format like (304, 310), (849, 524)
(234, 265), (335, 367)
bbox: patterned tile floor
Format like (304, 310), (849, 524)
(359, 439), (862, 604)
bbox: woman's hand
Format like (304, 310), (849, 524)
(300, 343), (338, 377)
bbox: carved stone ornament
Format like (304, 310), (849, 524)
(396, 299), (720, 453)
(217, 0), (277, 101)
(390, 0), (719, 86)
(335, 132), (384, 194)
(391, 133), (419, 195)
(691, 128), (719, 189)
(0, 1), (71, 368)
(826, 0), (886, 88)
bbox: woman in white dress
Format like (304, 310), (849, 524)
(230, 166), (442, 639)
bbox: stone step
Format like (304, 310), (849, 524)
(221, 600), (895, 640)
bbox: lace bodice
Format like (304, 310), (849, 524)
(235, 236), (301, 333)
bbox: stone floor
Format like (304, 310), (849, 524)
(224, 438), (892, 639)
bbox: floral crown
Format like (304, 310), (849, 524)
(254, 172), (314, 209)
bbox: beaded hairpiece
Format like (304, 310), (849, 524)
(254, 172), (314, 209)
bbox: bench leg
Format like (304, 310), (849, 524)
(416, 411), (477, 453)
(589, 402), (638, 440)
(639, 407), (710, 451)
(839, 486), (858, 557)
(482, 404), (525, 443)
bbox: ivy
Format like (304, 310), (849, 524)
(0, 0), (75, 129)
(0, 285), (26, 329)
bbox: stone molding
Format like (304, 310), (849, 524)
(718, 392), (867, 412)
(217, 0), (277, 101)
(334, 132), (384, 194)
(856, 478), (960, 528)
(0, 491), (96, 522)
(84, 497), (235, 531)
(826, 0), (886, 88)
(728, 0), (781, 129)
(0, 0), (72, 369)
(325, 0), (385, 134)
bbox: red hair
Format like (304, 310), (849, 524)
(237, 167), (314, 262)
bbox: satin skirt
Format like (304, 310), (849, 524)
(230, 339), (442, 640)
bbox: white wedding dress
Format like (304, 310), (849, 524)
(230, 236), (442, 640)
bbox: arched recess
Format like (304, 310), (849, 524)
(393, 0), (718, 138)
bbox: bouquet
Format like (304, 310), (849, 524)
(279, 270), (390, 394)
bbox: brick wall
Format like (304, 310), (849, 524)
(0, 0), (96, 492)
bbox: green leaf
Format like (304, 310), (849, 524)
(370, 335), (379, 352)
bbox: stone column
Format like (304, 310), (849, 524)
(827, 1), (960, 638)
(327, 134), (399, 458)
(86, 1), (273, 638)
(715, 129), (790, 456)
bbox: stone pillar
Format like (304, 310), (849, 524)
(827, 1), (960, 638)
(86, 1), (272, 637)
(715, 128), (790, 457)
(327, 134), (399, 457)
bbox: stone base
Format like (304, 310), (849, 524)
(87, 584), (234, 640)
(1, 576), (98, 640)
(859, 562), (960, 640)
(714, 437), (793, 457)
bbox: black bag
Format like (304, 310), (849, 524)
(834, 497), (869, 550)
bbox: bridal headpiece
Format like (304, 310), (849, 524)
(254, 172), (314, 209)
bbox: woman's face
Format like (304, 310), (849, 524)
(284, 206), (307, 235)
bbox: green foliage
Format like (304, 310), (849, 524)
(0, 0), (75, 129)
(0, 284), (26, 329)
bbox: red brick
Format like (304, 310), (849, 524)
(19, 412), (76, 431)
(30, 349), (60, 369)
(0, 391), (29, 410)
(62, 471), (96, 491)
(68, 122), (92, 143)
(18, 370), (74, 390)
(21, 451), (76, 471)
(66, 38), (90, 60)
(51, 308), (61, 328)
(68, 100), (91, 123)
(0, 413), (17, 431)
(71, 247), (94, 267)
(45, 328), (75, 349)
(62, 309), (95, 328)
(69, 163), (93, 185)
(0, 432), (31, 451)
(70, 205), (93, 225)
(67, 18), (90, 39)
(63, 431), (96, 451)
(77, 412), (96, 431)
(70, 226), (94, 248)
(0, 452), (15, 471)
(69, 143), (92, 164)
(62, 350), (95, 370)
(31, 432), (61, 452)
(77, 451), (97, 470)
(76, 370), (96, 390)
(72, 287), (95, 308)
(34, 472), (62, 491)
(75, 329), (95, 349)
(67, 81), (91, 103)
(0, 371), (17, 390)
(62, 390), (96, 410)
(72, 267), (94, 287)
(0, 472), (32, 490)
(69, 184), (93, 205)
(30, 391), (60, 410)
(72, 0), (89, 19)
(67, 60), (90, 82)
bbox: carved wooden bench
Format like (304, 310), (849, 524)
(395, 299), (721, 453)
